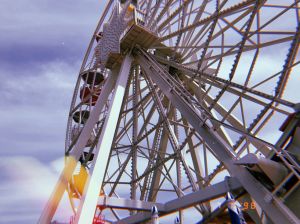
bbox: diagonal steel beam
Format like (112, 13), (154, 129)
(75, 54), (133, 224)
(98, 196), (165, 211)
(112, 177), (242, 224)
(159, 0), (256, 42)
(136, 49), (300, 224)
(38, 68), (119, 224)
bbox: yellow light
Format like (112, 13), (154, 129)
(128, 4), (135, 11)
(73, 165), (88, 195)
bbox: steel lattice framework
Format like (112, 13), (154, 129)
(39, 0), (300, 223)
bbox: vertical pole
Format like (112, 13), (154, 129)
(174, 216), (180, 224)
(38, 72), (117, 224)
(174, 109), (184, 223)
(151, 206), (159, 224)
(226, 192), (246, 224)
(131, 65), (138, 213)
(75, 54), (133, 224)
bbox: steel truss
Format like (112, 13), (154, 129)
(39, 0), (300, 223)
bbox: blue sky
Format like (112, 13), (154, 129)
(1, 1), (299, 223)
(0, 1), (104, 223)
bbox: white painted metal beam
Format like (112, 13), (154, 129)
(74, 54), (133, 224)
(137, 50), (300, 224)
(38, 70), (118, 224)
(98, 196), (165, 211)
(112, 177), (242, 224)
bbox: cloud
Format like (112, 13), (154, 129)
(0, 0), (105, 162)
(0, 156), (72, 224)
(0, 60), (79, 162)
(0, 0), (107, 163)
(1, 1), (299, 223)
(0, 1), (104, 223)
(0, 0), (103, 68)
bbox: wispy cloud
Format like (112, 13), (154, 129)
(0, 156), (72, 224)
(0, 0), (102, 67)
(0, 60), (78, 161)
(0, 0), (104, 161)
(0, 1), (104, 223)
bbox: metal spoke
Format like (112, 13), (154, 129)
(42, 1), (300, 223)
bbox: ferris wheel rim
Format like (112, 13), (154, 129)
(63, 1), (300, 223)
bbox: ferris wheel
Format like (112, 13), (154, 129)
(39, 0), (300, 223)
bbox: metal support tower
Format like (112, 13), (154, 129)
(40, 0), (300, 223)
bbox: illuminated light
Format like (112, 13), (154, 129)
(73, 165), (88, 195)
(128, 4), (135, 11)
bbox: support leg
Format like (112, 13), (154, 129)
(75, 54), (133, 224)
(38, 70), (118, 224)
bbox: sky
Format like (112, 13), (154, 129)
(1, 1), (299, 224)
(0, 1), (104, 223)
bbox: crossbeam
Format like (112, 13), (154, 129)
(75, 54), (133, 224)
(136, 49), (300, 224)
(112, 177), (242, 224)
(38, 69), (119, 224)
